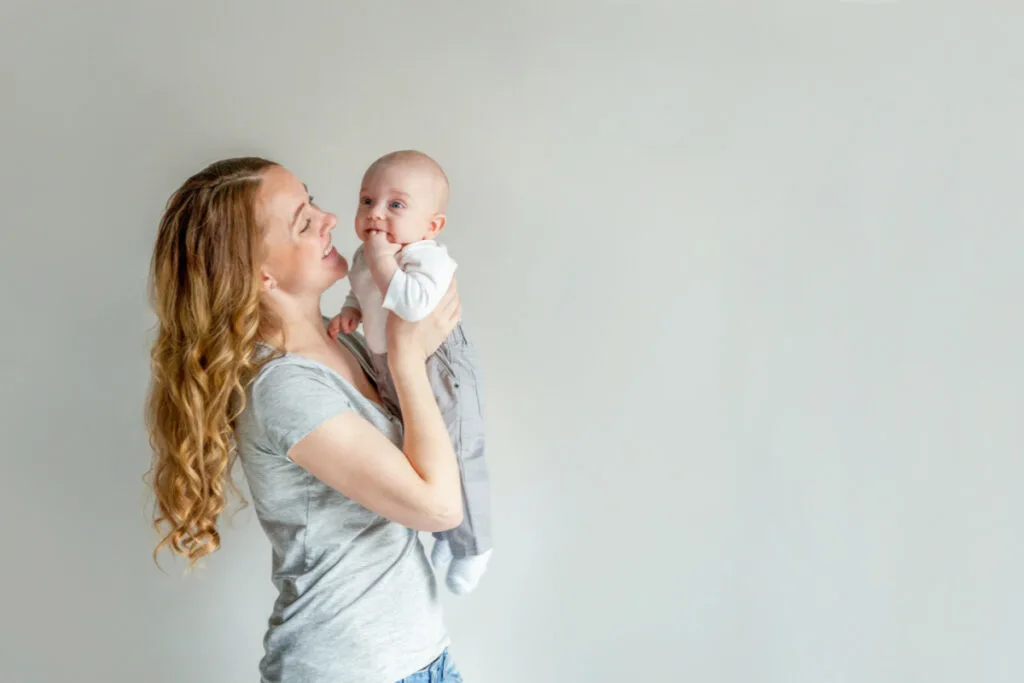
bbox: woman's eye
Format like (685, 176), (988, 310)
(300, 218), (312, 233)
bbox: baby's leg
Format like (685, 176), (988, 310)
(435, 420), (491, 594)
(426, 334), (492, 594)
(370, 352), (401, 418)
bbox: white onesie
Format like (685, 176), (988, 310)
(343, 240), (458, 354)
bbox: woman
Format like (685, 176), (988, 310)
(146, 157), (466, 682)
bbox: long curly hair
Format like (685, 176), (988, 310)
(145, 156), (281, 566)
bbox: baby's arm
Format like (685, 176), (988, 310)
(378, 241), (458, 322)
(328, 249), (365, 337)
(328, 291), (363, 337)
(363, 231), (402, 295)
(342, 289), (361, 313)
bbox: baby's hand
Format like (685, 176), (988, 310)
(364, 229), (401, 264)
(328, 307), (362, 337)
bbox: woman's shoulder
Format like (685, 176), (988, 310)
(243, 332), (376, 419)
(248, 350), (342, 404)
(237, 350), (359, 455)
(251, 330), (371, 386)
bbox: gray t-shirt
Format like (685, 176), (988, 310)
(234, 339), (448, 683)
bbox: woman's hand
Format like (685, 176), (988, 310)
(386, 280), (460, 364)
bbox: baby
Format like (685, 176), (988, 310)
(328, 150), (492, 595)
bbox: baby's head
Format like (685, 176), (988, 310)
(355, 150), (449, 246)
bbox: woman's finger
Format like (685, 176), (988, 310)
(449, 298), (461, 323)
(436, 283), (459, 319)
(444, 294), (460, 323)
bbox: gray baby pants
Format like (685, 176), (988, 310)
(370, 324), (491, 557)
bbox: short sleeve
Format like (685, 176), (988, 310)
(249, 362), (354, 458)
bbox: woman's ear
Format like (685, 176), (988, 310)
(260, 267), (276, 292)
(426, 213), (446, 239)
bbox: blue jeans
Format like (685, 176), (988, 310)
(396, 648), (463, 682)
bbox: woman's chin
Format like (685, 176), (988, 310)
(323, 248), (348, 278)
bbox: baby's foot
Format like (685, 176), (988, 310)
(445, 549), (493, 595)
(431, 538), (454, 575)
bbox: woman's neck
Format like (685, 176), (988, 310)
(263, 295), (331, 353)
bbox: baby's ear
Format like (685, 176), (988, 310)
(426, 213), (446, 239)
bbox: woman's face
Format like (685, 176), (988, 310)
(258, 165), (345, 296)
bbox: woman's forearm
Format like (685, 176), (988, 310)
(389, 352), (462, 523)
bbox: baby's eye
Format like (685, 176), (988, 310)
(389, 201), (404, 209)
(360, 197), (371, 205)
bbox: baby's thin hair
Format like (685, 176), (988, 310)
(367, 150), (449, 211)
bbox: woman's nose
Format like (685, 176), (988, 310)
(322, 211), (338, 233)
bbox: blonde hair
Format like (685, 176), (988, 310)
(145, 156), (280, 566)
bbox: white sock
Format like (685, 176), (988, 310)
(431, 538), (454, 575)
(445, 549), (493, 595)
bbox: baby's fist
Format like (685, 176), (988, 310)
(365, 230), (401, 261)
(329, 307), (362, 337)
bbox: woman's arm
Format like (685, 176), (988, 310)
(289, 285), (463, 532)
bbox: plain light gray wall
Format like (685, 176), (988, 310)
(1, 1), (1021, 682)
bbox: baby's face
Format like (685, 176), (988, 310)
(355, 162), (444, 246)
